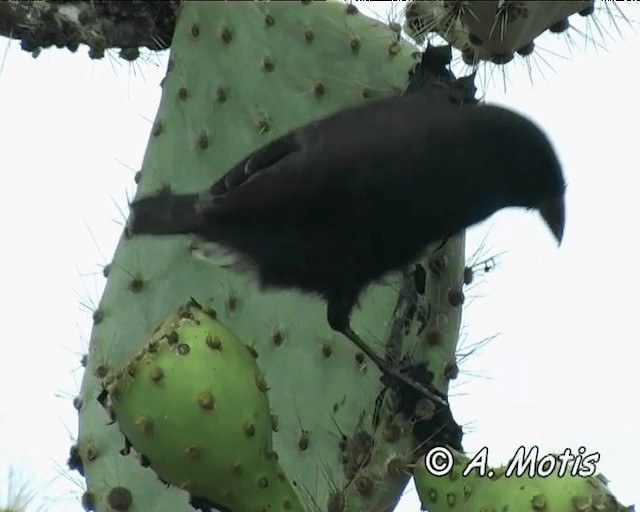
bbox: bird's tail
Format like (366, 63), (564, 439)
(129, 190), (245, 269)
(129, 191), (202, 236)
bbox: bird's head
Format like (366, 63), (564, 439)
(464, 105), (567, 245)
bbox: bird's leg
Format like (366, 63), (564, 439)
(327, 296), (448, 406)
(341, 325), (448, 406)
(433, 233), (453, 253)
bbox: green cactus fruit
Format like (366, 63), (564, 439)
(413, 449), (630, 512)
(105, 301), (303, 512)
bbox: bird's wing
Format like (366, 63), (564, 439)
(196, 125), (325, 220)
(197, 95), (459, 222)
(207, 130), (303, 199)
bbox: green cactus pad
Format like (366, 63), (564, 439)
(77, 2), (455, 511)
(106, 301), (303, 512)
(404, 1), (591, 64)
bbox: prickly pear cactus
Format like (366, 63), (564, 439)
(71, 2), (632, 512)
(76, 3), (466, 511)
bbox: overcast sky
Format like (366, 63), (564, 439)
(0, 3), (637, 511)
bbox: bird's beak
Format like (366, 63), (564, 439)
(538, 195), (565, 245)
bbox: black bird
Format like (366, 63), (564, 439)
(129, 94), (566, 404)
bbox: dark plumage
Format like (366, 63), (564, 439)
(129, 94), (566, 403)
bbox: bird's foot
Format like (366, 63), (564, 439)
(342, 326), (448, 407)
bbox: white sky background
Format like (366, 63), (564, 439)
(0, 2), (637, 511)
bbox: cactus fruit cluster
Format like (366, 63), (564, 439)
(404, 1), (597, 65)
